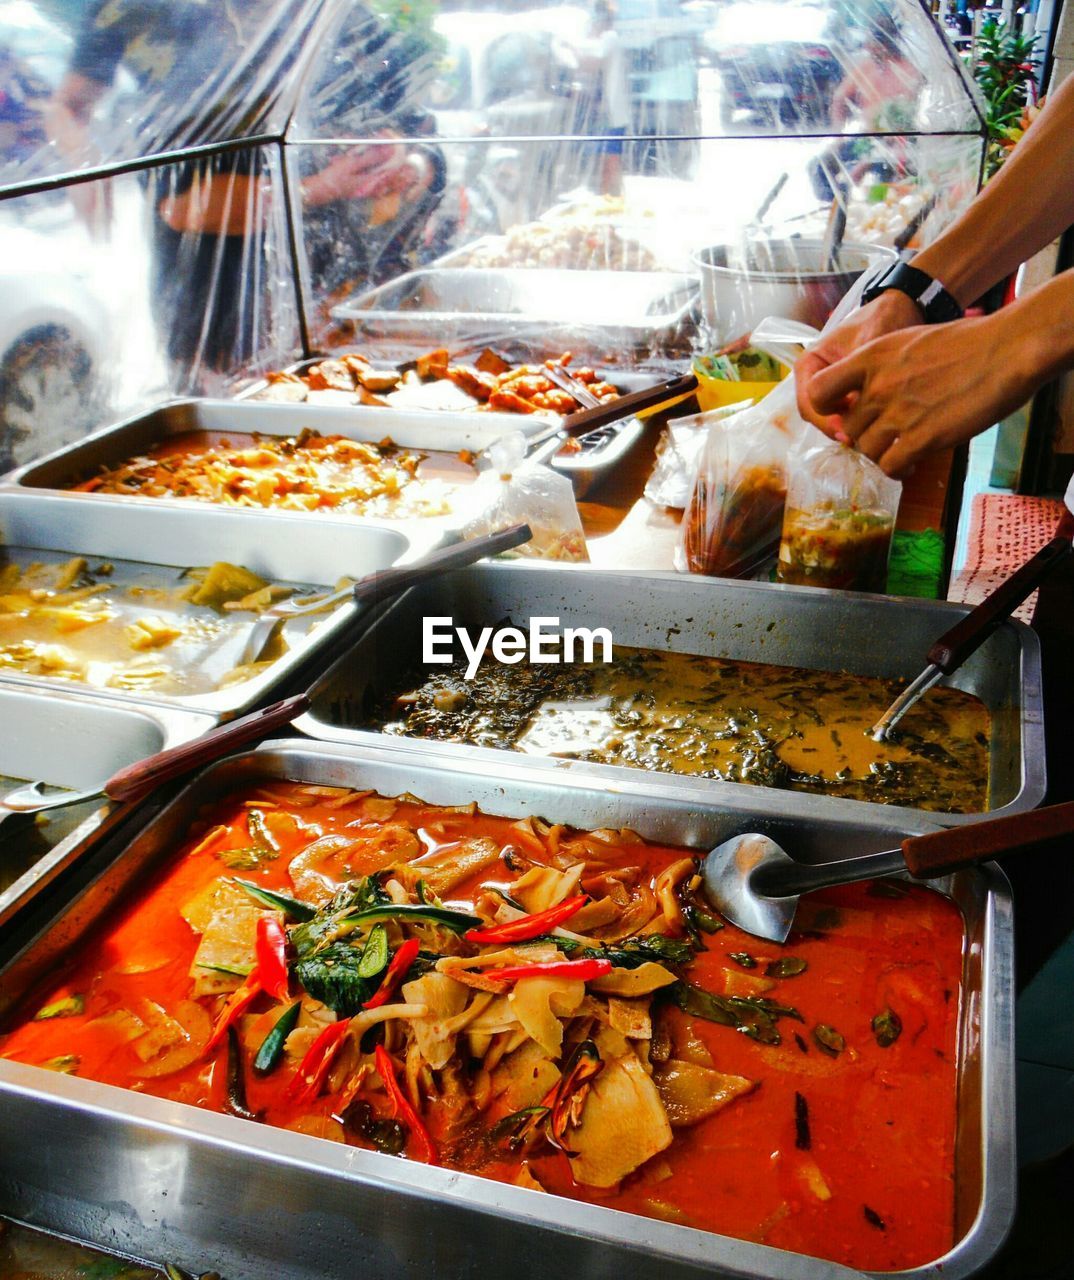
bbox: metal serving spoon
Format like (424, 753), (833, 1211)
(237, 522), (531, 665)
(0, 694), (311, 823)
(870, 534), (1071, 741)
(701, 800), (1074, 943)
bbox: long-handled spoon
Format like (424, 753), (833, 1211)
(238, 521), (531, 664)
(701, 799), (1074, 943)
(870, 534), (1072, 742)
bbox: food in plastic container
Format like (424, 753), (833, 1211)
(777, 505), (896, 592)
(776, 428), (901, 594)
(461, 433), (588, 562)
(676, 387), (803, 579)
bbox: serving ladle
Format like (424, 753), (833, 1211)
(701, 800), (1074, 943)
(0, 693), (312, 826)
(237, 521), (531, 665)
(870, 534), (1071, 741)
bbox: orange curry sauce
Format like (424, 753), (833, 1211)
(0, 782), (964, 1272)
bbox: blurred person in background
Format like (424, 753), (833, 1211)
(811, 15), (923, 201)
(573, 0), (630, 196)
(46, 0), (443, 389)
(796, 76), (1074, 480)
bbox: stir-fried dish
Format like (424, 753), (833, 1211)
(70, 430), (473, 518)
(259, 349), (620, 420)
(372, 646), (990, 813)
(0, 781), (963, 1272)
(0, 553), (320, 694)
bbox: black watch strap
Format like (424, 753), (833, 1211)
(860, 261), (964, 324)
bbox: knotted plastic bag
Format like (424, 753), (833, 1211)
(461, 433), (588, 562)
(676, 276), (873, 580)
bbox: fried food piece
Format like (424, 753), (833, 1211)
(474, 348), (512, 376)
(446, 365), (498, 403)
(416, 348), (450, 380)
(306, 359), (356, 393)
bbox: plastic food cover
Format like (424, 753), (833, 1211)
(0, 0), (986, 470)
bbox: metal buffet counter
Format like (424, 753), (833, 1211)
(0, 349), (1043, 1280)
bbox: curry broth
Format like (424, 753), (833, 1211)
(0, 781), (964, 1273)
(374, 647), (990, 813)
(0, 548), (315, 695)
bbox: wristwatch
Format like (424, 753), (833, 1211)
(860, 260), (964, 324)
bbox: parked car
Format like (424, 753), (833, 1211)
(705, 1), (843, 130)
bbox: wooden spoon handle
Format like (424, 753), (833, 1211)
(926, 535), (1071, 674)
(103, 693), (309, 804)
(351, 523), (531, 604)
(902, 801), (1074, 877)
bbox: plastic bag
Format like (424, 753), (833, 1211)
(462, 434), (588, 562)
(676, 276), (873, 580)
(644, 401), (750, 510)
(776, 427), (901, 593)
(676, 387), (801, 577)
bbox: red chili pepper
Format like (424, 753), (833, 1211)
(255, 916), (290, 1003)
(375, 1044), (438, 1165)
(463, 894), (589, 945)
(207, 972), (262, 1052)
(363, 937), (421, 1011)
(286, 1019), (350, 1104)
(486, 957), (613, 984)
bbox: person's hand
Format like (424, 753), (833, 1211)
(303, 143), (427, 207)
(795, 288), (925, 429)
(805, 310), (1024, 478)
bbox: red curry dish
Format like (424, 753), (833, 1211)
(0, 782), (964, 1272)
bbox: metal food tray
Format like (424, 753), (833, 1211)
(0, 685), (213, 930)
(2, 399), (550, 515)
(0, 740), (1014, 1280)
(0, 491), (429, 718)
(294, 563), (1045, 828)
(330, 267), (699, 348)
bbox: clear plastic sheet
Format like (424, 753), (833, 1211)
(0, 0), (986, 469)
(0, 147), (301, 469)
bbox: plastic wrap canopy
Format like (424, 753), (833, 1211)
(0, 0), (986, 470)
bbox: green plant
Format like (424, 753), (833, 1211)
(971, 16), (1040, 177)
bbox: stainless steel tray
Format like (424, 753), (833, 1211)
(2, 398), (546, 506)
(0, 740), (1015, 1280)
(293, 563), (1045, 827)
(0, 490), (430, 717)
(0, 685), (213, 930)
(331, 267), (699, 349)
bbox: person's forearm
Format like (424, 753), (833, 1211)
(1007, 266), (1074, 388)
(913, 75), (1074, 306)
